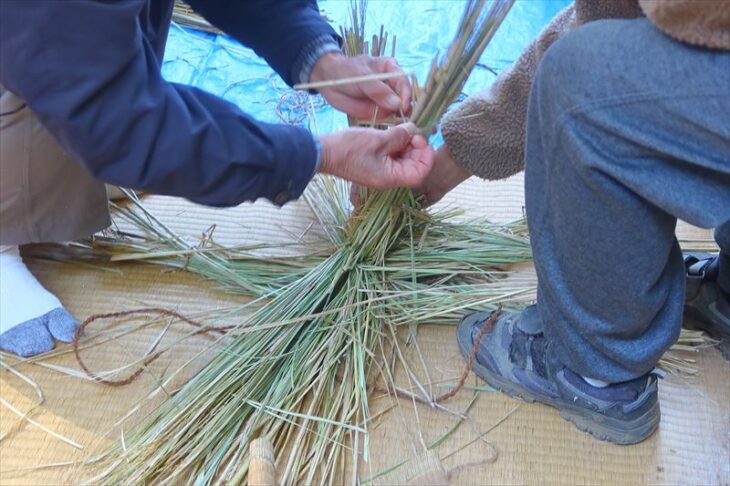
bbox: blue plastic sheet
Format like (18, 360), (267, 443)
(162, 0), (570, 140)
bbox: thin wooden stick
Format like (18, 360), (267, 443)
(294, 71), (411, 91)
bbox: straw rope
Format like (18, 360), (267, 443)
(72, 308), (234, 386)
(371, 306), (502, 405)
(434, 306), (501, 403)
(72, 306), (500, 396)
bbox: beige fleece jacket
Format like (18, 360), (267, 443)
(441, 0), (730, 181)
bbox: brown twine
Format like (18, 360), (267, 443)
(73, 308), (234, 386)
(73, 304), (501, 394)
(433, 305), (501, 403)
(375, 305), (502, 405)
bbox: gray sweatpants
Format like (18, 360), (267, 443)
(525, 19), (730, 382)
(0, 86), (110, 245)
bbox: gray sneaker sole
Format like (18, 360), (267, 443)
(457, 317), (660, 445)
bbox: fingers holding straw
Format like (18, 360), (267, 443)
(318, 122), (435, 192)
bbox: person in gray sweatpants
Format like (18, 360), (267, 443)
(523, 19), (730, 384)
(424, 11), (729, 445)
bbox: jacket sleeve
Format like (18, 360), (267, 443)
(0, 1), (318, 208)
(440, 0), (643, 181)
(185, 0), (341, 87)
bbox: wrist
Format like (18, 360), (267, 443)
(317, 134), (337, 176)
(439, 144), (471, 180)
(294, 35), (342, 87)
(310, 51), (346, 83)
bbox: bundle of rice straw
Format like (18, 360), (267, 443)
(76, 1), (525, 484)
(173, 1), (219, 33)
(30, 0), (701, 483)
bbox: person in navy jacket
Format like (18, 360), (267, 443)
(0, 0), (434, 357)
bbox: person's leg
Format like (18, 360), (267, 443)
(0, 87), (111, 356)
(457, 18), (730, 444)
(0, 88), (111, 244)
(524, 18), (730, 382)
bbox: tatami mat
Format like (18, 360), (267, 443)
(1, 176), (728, 485)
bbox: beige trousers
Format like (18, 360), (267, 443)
(0, 86), (110, 245)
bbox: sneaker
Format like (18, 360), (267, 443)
(456, 306), (660, 445)
(684, 252), (730, 340)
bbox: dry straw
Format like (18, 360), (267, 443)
(23, 0), (708, 483)
(78, 1), (527, 484)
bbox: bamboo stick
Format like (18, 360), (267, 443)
(294, 71), (411, 91)
(248, 438), (278, 486)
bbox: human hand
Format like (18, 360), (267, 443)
(310, 52), (411, 119)
(415, 144), (471, 206)
(318, 123), (433, 192)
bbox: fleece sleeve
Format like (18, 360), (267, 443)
(440, 0), (643, 180)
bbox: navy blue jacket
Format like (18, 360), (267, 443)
(0, 1), (338, 207)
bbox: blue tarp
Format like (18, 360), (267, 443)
(162, 0), (569, 142)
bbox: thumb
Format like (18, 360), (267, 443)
(379, 123), (417, 155)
